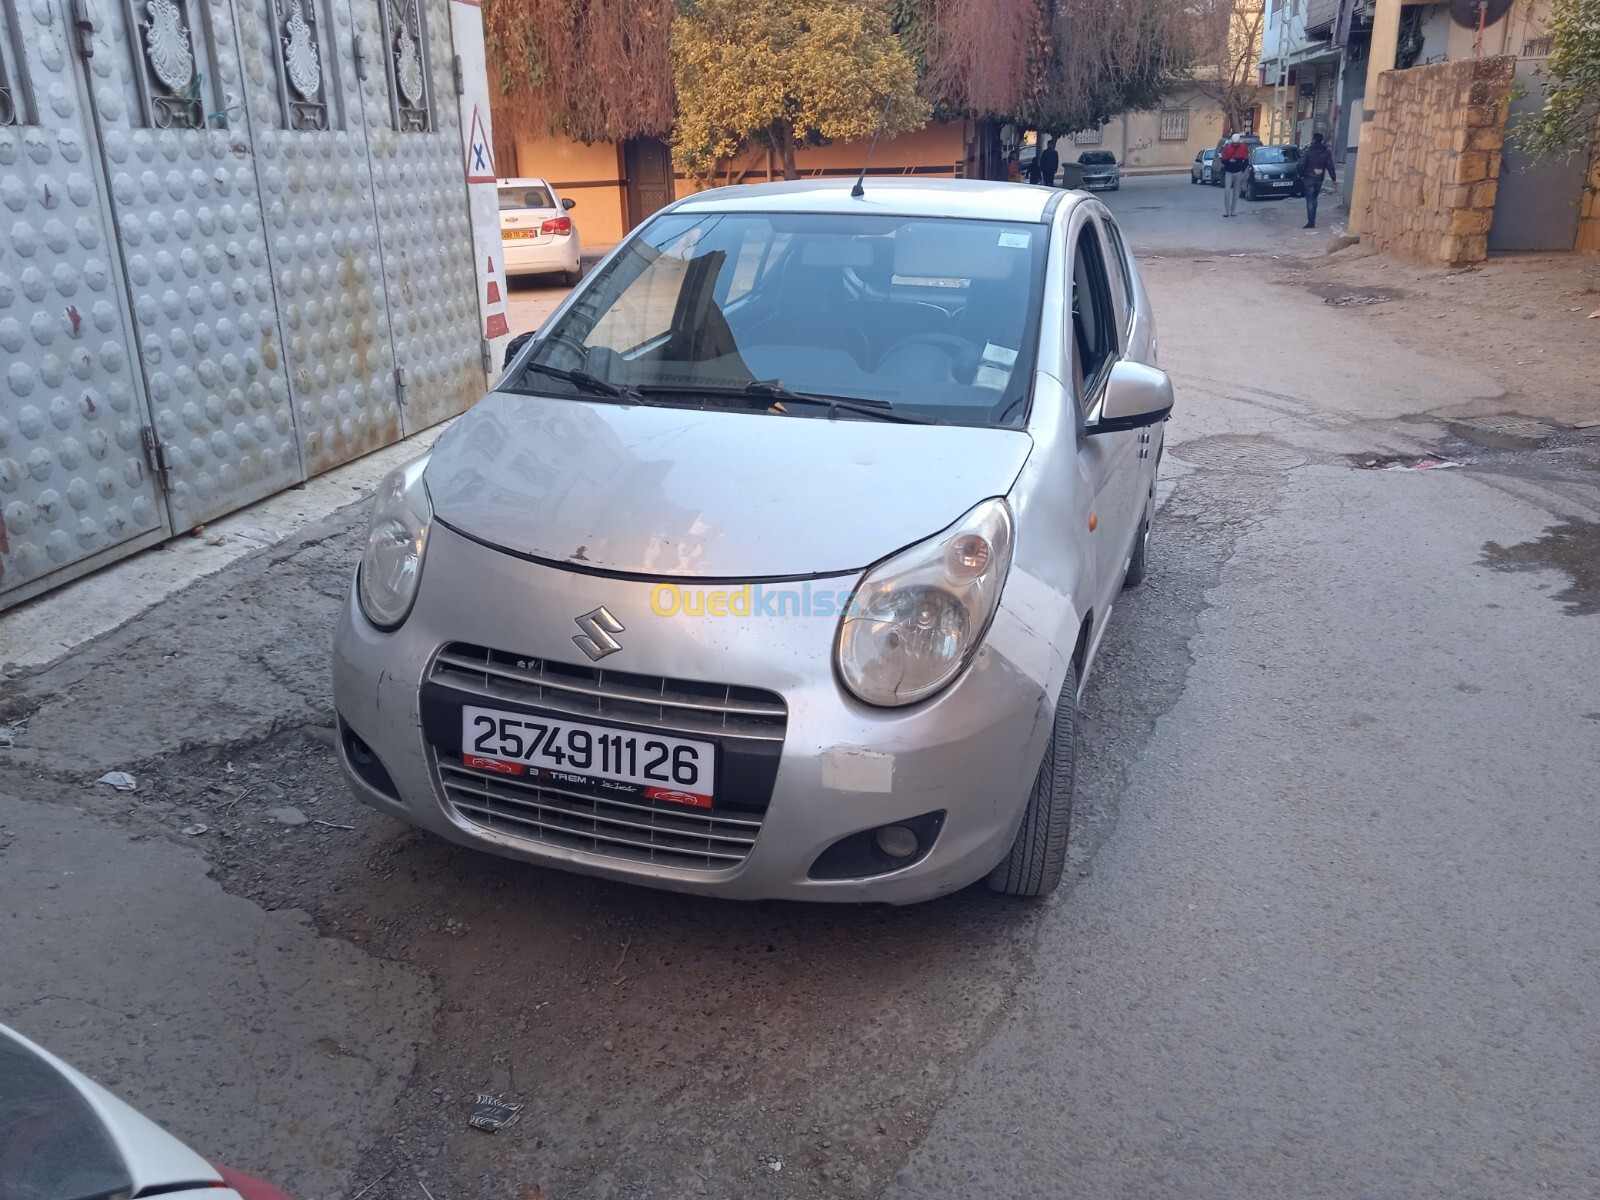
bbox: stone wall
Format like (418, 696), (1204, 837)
(1359, 56), (1515, 266)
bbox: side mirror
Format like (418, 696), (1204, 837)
(1086, 361), (1173, 434)
(561, 197), (576, 211)
(502, 329), (535, 370)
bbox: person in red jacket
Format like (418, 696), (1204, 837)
(1220, 134), (1250, 217)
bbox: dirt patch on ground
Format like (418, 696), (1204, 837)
(1313, 249), (1600, 429)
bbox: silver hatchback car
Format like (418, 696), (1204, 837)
(333, 179), (1171, 904)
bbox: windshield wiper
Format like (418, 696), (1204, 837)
(636, 380), (937, 425)
(515, 360), (643, 403)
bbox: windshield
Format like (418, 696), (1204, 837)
(1079, 152), (1116, 166)
(1252, 146), (1300, 165)
(506, 212), (1048, 427)
(500, 184), (555, 211)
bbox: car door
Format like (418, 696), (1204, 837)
(1068, 213), (1143, 614)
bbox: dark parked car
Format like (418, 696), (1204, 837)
(1190, 147), (1219, 185)
(1077, 150), (1119, 191)
(1244, 144), (1303, 200)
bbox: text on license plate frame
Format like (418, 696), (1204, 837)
(460, 705), (717, 806)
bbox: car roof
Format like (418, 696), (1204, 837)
(669, 178), (1072, 224)
(497, 177), (554, 188)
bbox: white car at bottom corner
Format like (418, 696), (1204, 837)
(0, 1022), (295, 1200)
(498, 176), (582, 286)
(334, 178), (1171, 905)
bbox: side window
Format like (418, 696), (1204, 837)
(583, 227), (703, 355)
(1097, 217), (1136, 344)
(1070, 224), (1117, 411)
(721, 224), (774, 305)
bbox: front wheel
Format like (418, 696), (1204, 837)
(1243, 178), (1255, 201)
(987, 665), (1078, 898)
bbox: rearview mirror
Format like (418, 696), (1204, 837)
(1087, 361), (1173, 434)
(562, 197), (576, 210)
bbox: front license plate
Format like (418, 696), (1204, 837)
(460, 705), (717, 807)
(1274, 180), (1293, 187)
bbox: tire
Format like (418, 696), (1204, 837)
(559, 267), (582, 288)
(987, 664), (1078, 898)
(1243, 178), (1255, 201)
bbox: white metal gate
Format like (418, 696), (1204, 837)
(0, 0), (170, 604)
(0, 0), (487, 607)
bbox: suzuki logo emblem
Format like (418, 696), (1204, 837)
(572, 607), (625, 661)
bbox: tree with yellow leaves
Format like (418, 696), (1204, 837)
(671, 0), (930, 184)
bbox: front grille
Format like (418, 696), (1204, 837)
(438, 761), (763, 869)
(425, 644), (788, 871)
(431, 643), (787, 742)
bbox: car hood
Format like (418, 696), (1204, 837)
(425, 391), (1034, 578)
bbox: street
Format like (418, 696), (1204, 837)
(3, 174), (1598, 1200)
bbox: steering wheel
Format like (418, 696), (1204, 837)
(875, 332), (981, 382)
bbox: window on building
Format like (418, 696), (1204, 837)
(1073, 127), (1102, 146)
(379, 0), (433, 132)
(1159, 108), (1190, 141)
(119, 0), (221, 129)
(269, 0), (341, 130)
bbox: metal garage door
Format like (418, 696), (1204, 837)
(76, 0), (306, 531)
(0, 0), (170, 604)
(1, 0), (484, 608)
(1488, 59), (1586, 253)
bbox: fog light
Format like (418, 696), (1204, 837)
(874, 824), (920, 860)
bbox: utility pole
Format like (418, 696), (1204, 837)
(1346, 0), (1405, 235)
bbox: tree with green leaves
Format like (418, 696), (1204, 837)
(1511, 0), (1600, 165)
(671, 0), (931, 183)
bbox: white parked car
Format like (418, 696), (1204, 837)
(0, 1022), (295, 1200)
(498, 177), (582, 286)
(335, 179), (1170, 904)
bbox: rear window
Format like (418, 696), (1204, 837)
(499, 185), (555, 211)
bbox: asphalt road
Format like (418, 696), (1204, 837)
(2, 175), (1596, 1200)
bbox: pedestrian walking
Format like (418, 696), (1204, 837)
(1298, 131), (1337, 228)
(1039, 137), (1060, 188)
(1220, 133), (1249, 216)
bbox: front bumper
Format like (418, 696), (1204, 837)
(333, 525), (1057, 903)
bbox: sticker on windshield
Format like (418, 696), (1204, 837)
(997, 231), (1030, 249)
(982, 343), (1018, 367)
(974, 365), (1010, 390)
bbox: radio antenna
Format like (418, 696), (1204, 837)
(851, 97), (894, 198)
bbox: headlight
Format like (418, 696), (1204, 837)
(836, 498), (1014, 707)
(357, 456), (432, 630)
